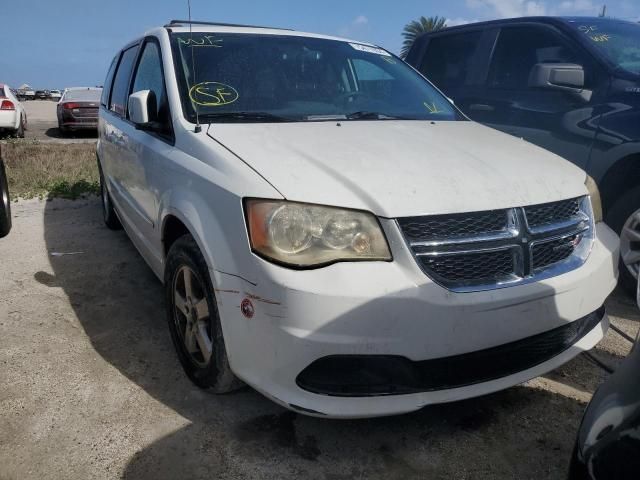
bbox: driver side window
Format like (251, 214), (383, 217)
(488, 26), (586, 90)
(131, 40), (172, 138)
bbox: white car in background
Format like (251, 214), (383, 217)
(0, 84), (26, 138)
(98, 21), (619, 418)
(49, 90), (62, 101)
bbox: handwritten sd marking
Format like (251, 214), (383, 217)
(179, 35), (223, 47)
(189, 82), (239, 107)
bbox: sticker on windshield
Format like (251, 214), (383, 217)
(349, 43), (392, 57)
(189, 82), (239, 107)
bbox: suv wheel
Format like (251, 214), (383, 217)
(98, 163), (122, 230)
(607, 186), (640, 294)
(165, 235), (242, 393)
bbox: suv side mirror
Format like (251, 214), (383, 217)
(128, 90), (159, 130)
(528, 63), (591, 101)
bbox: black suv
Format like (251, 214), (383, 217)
(407, 16), (640, 291)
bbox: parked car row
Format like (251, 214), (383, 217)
(16, 88), (63, 101)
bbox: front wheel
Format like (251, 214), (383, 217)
(607, 186), (640, 295)
(165, 235), (242, 393)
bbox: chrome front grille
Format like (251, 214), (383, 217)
(398, 197), (593, 292)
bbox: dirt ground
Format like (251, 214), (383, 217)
(0, 197), (638, 480)
(5, 100), (97, 144)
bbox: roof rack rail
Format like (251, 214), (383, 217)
(165, 19), (293, 30)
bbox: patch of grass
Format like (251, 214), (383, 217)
(1, 143), (99, 199)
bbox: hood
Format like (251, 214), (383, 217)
(207, 121), (587, 218)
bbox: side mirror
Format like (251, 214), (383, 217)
(528, 63), (591, 101)
(128, 90), (158, 129)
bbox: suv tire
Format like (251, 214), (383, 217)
(607, 186), (640, 295)
(165, 235), (243, 393)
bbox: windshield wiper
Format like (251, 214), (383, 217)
(345, 111), (404, 120)
(197, 112), (296, 123)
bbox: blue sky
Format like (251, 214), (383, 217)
(1, 0), (638, 89)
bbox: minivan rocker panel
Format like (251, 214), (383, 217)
(208, 120), (587, 217)
(97, 23), (619, 418)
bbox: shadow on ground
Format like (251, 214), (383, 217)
(39, 198), (618, 479)
(44, 127), (97, 140)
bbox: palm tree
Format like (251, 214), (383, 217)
(400, 16), (447, 58)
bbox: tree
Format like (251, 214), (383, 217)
(401, 16), (447, 58)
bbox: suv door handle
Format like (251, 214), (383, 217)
(469, 103), (495, 112)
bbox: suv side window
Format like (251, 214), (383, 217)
(488, 26), (585, 90)
(109, 45), (139, 117)
(101, 54), (119, 108)
(419, 31), (483, 92)
(130, 40), (172, 137)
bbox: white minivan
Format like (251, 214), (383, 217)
(97, 20), (619, 418)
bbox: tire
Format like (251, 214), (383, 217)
(606, 186), (640, 295)
(98, 161), (122, 230)
(165, 235), (242, 393)
(12, 118), (24, 139)
(0, 158), (11, 238)
(17, 117), (25, 138)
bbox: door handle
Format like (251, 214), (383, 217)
(469, 103), (495, 112)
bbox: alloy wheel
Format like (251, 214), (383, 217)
(620, 208), (640, 279)
(173, 265), (213, 368)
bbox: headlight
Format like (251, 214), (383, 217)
(585, 175), (603, 223)
(245, 199), (392, 268)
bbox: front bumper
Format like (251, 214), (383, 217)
(213, 222), (619, 418)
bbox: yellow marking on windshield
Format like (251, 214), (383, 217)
(423, 102), (443, 114)
(590, 34), (611, 42)
(189, 82), (239, 106)
(179, 35), (223, 47)
(382, 57), (397, 64)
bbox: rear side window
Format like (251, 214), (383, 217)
(488, 26), (584, 90)
(419, 32), (483, 91)
(0, 87), (5, 97)
(101, 55), (119, 107)
(109, 45), (139, 116)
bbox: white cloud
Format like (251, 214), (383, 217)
(446, 17), (480, 26)
(556, 0), (600, 14)
(466, 0), (602, 19)
(353, 15), (369, 25)
(338, 14), (370, 38)
(466, 0), (547, 18)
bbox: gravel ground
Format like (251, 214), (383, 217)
(3, 100), (97, 144)
(0, 197), (638, 480)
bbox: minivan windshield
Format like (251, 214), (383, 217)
(170, 32), (461, 123)
(568, 19), (640, 75)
